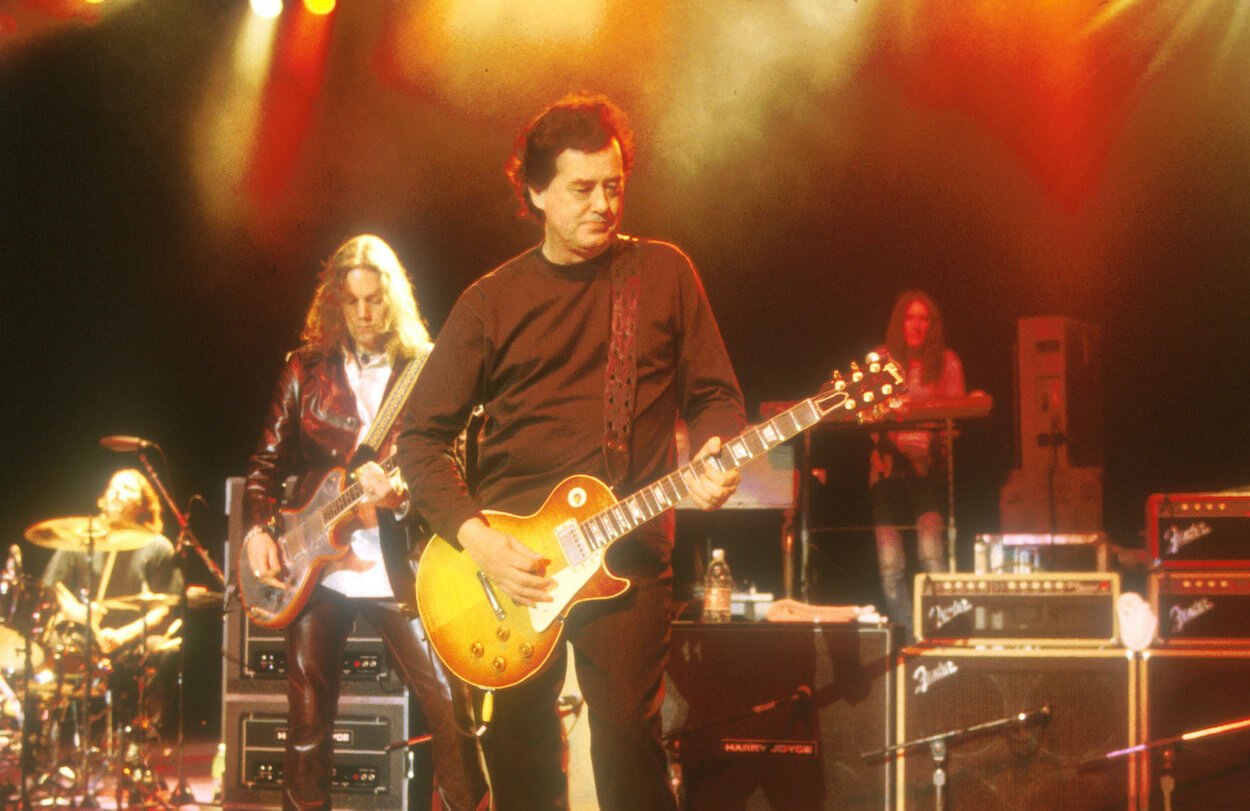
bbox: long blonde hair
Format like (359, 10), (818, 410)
(301, 234), (430, 360)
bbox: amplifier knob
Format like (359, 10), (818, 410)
(493, 657), (506, 672)
(519, 643), (534, 658)
(496, 627), (511, 642)
(470, 642), (484, 658)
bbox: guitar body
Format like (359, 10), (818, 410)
(416, 475), (630, 690)
(238, 466), (362, 629)
(416, 352), (905, 691)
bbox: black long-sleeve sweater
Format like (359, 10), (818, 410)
(396, 236), (745, 574)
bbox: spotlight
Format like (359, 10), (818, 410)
(250, 0), (283, 19)
(304, 0), (335, 14)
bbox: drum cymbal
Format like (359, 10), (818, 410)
(24, 516), (158, 553)
(0, 626), (45, 672)
(187, 585), (224, 610)
(102, 586), (224, 613)
(99, 592), (179, 612)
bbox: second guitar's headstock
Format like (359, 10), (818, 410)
(815, 351), (907, 423)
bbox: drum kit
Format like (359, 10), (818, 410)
(1, 515), (223, 808)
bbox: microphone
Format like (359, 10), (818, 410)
(100, 435), (156, 452)
(1015, 705), (1051, 727)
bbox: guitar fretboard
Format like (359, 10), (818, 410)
(575, 396), (835, 550)
(321, 456), (402, 526)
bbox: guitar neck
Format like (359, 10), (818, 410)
(578, 398), (826, 550)
(320, 456), (401, 526)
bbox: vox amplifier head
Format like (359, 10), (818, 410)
(1148, 492), (1250, 569)
(915, 573), (1119, 646)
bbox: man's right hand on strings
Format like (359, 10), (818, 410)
(457, 517), (555, 607)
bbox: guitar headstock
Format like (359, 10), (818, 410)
(813, 351), (907, 423)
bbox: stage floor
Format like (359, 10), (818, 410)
(12, 735), (219, 810)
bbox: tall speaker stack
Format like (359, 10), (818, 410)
(221, 478), (425, 811)
(1140, 492), (1250, 807)
(999, 316), (1104, 533)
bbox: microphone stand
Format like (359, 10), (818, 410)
(862, 705), (1050, 811)
(133, 447), (225, 807)
(662, 685), (815, 809)
(1081, 712), (1250, 810)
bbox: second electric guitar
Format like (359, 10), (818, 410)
(415, 352), (906, 690)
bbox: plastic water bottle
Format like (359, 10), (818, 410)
(703, 548), (734, 623)
(211, 742), (226, 803)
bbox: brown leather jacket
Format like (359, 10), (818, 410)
(243, 346), (420, 607)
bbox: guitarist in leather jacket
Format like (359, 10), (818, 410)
(396, 97), (746, 811)
(242, 234), (487, 811)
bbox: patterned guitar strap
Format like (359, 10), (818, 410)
(358, 346), (431, 455)
(604, 236), (641, 489)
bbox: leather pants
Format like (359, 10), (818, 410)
(282, 587), (487, 811)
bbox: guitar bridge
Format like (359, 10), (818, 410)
(477, 571), (506, 620)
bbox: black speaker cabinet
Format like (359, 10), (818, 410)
(896, 648), (1136, 810)
(1139, 649), (1250, 809)
(662, 622), (894, 810)
(222, 693), (421, 810)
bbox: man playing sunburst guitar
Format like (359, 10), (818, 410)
(396, 95), (746, 810)
(241, 234), (487, 811)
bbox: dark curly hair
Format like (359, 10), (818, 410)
(504, 93), (635, 221)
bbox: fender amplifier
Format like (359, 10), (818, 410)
(1149, 570), (1250, 645)
(1147, 492), (1250, 569)
(915, 573), (1119, 646)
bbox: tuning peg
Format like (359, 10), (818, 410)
(881, 383), (894, 396)
(849, 361), (863, 383)
(866, 351), (880, 364)
(862, 391), (875, 403)
(831, 370), (846, 392)
(843, 398), (858, 411)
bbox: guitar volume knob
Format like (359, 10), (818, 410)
(492, 657), (506, 673)
(496, 627), (510, 642)
(470, 642), (484, 658)
(519, 643), (534, 658)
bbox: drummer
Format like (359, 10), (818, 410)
(40, 469), (181, 660)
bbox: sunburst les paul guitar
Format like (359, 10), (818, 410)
(415, 352), (906, 690)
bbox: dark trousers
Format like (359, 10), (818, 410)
(283, 587), (487, 811)
(481, 575), (676, 811)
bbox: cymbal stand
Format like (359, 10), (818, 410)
(133, 446), (222, 806)
(77, 516), (102, 809)
(18, 622), (33, 811)
(119, 612), (173, 809)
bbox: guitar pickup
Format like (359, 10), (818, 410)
(477, 571), (507, 620)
